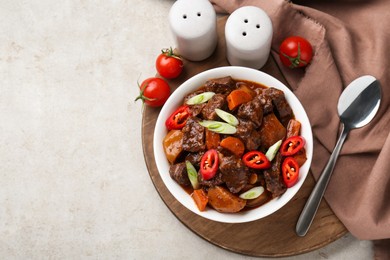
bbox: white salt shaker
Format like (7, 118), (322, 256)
(168, 0), (217, 61)
(225, 6), (273, 69)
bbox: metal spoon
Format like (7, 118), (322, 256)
(296, 75), (382, 237)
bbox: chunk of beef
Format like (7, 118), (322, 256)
(182, 117), (205, 152)
(204, 76), (236, 94)
(256, 89), (273, 114)
(199, 170), (224, 187)
(265, 87), (293, 126)
(188, 104), (206, 117)
(235, 119), (261, 151)
(184, 90), (206, 117)
(220, 156), (250, 193)
(293, 148), (307, 167)
(264, 153), (287, 198)
(201, 93), (226, 120)
(259, 113), (286, 150)
(185, 151), (204, 168)
(184, 90), (204, 103)
(169, 162), (191, 186)
(237, 97), (263, 127)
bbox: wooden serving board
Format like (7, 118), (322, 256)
(141, 17), (346, 257)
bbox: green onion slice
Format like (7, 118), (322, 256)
(239, 186), (265, 200)
(265, 140), (282, 161)
(186, 92), (215, 105)
(186, 161), (199, 190)
(215, 108), (239, 126)
(199, 120), (237, 134)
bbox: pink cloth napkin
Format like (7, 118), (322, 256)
(211, 0), (390, 258)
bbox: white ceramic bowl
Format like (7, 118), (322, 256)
(153, 66), (313, 223)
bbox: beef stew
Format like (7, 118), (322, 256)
(162, 76), (307, 213)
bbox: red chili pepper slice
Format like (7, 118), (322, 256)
(282, 157), (300, 188)
(280, 136), (305, 156)
(200, 149), (219, 180)
(242, 151), (271, 170)
(165, 105), (190, 130)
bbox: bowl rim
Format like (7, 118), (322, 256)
(153, 66), (313, 223)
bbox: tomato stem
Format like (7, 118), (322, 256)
(281, 42), (307, 68)
(134, 82), (157, 104)
(161, 47), (182, 61)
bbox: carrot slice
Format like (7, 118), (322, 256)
(220, 136), (245, 157)
(238, 84), (256, 98)
(205, 129), (220, 150)
(227, 89), (253, 110)
(191, 189), (208, 212)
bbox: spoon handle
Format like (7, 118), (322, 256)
(296, 124), (349, 236)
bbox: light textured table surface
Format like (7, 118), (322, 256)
(0, 0), (373, 259)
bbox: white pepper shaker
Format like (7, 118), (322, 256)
(168, 0), (217, 61)
(225, 6), (273, 69)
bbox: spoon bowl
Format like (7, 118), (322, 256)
(296, 75), (381, 236)
(338, 75), (381, 129)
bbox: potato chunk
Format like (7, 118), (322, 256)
(259, 113), (286, 149)
(163, 130), (183, 164)
(208, 186), (246, 213)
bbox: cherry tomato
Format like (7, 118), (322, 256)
(282, 157), (300, 188)
(200, 149), (219, 180)
(279, 36), (313, 68)
(165, 105), (190, 130)
(242, 151), (271, 170)
(156, 47), (184, 79)
(280, 136), (305, 156)
(135, 77), (170, 107)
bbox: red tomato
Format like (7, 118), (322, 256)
(282, 157), (300, 188)
(242, 151), (271, 170)
(165, 105), (190, 130)
(200, 149), (219, 180)
(281, 136), (305, 156)
(135, 77), (170, 107)
(156, 48), (184, 79)
(279, 36), (313, 68)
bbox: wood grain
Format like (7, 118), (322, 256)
(141, 16), (346, 257)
